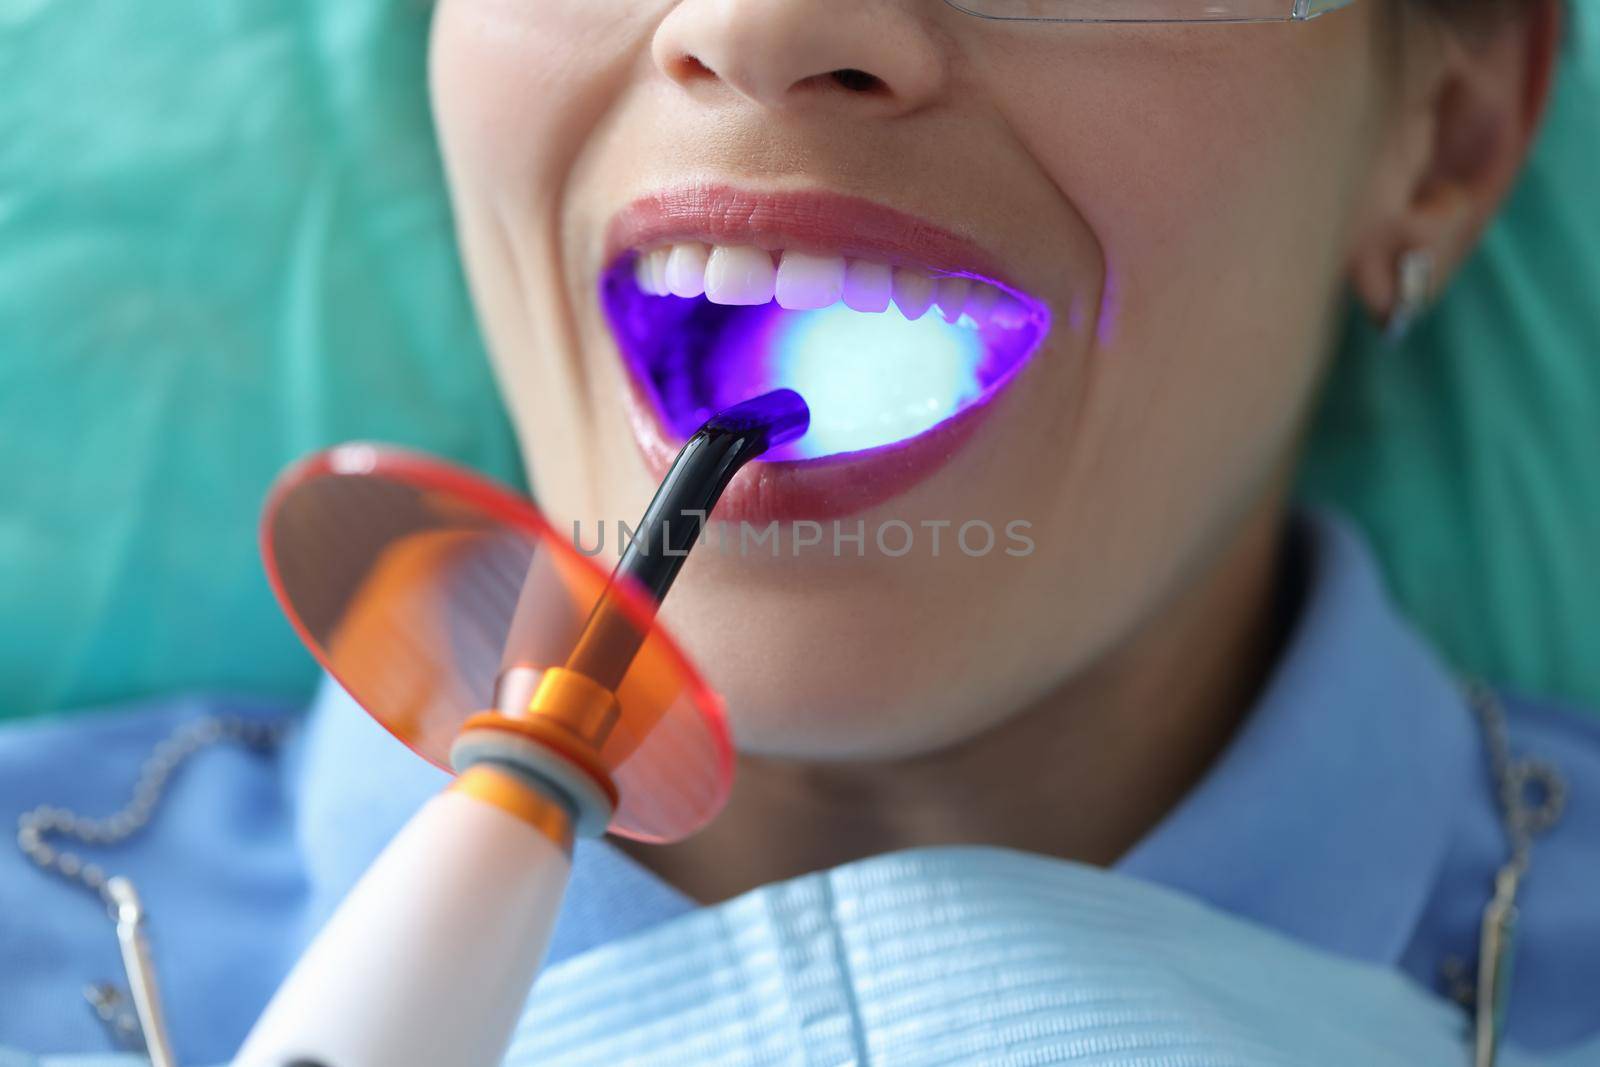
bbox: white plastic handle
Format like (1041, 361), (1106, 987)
(233, 780), (573, 1067)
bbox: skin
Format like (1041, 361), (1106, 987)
(429, 0), (1559, 902)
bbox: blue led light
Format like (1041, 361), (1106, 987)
(768, 305), (986, 460)
(600, 259), (1048, 462)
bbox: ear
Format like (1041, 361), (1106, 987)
(1349, 1), (1564, 328)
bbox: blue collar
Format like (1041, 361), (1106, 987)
(1115, 511), (1479, 964)
(300, 509), (1481, 969)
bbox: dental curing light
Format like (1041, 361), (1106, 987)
(234, 390), (808, 1067)
(567, 388), (808, 690)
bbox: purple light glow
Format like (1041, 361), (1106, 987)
(601, 259), (1048, 461)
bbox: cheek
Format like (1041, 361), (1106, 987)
(429, 0), (663, 195)
(984, 25), (1380, 492)
(953, 28), (1382, 688)
(986, 28), (1377, 336)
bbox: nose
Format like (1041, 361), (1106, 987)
(652, 0), (947, 116)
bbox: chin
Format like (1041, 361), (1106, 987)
(651, 564), (1016, 762)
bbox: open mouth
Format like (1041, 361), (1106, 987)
(601, 243), (1050, 463)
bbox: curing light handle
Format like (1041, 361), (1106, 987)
(232, 765), (575, 1067)
(235, 391), (808, 1067)
(565, 388), (809, 690)
(615, 387), (808, 602)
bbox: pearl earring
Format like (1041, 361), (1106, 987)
(1384, 248), (1436, 344)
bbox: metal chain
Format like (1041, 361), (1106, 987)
(14, 714), (286, 909)
(1456, 684), (1569, 1067)
(1464, 682), (1568, 876)
(14, 714), (286, 1056)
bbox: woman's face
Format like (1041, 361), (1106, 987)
(429, 0), (1393, 760)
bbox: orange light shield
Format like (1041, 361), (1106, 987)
(261, 445), (732, 843)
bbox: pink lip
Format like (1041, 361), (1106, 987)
(606, 184), (1035, 522)
(625, 374), (1002, 523)
(605, 184), (1023, 293)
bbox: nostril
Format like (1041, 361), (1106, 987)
(829, 68), (885, 94)
(672, 53), (717, 81)
(792, 68), (888, 96)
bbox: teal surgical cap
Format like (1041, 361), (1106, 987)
(1, 1), (1597, 720)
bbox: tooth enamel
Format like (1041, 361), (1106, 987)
(775, 251), (846, 310)
(642, 247), (673, 296)
(963, 282), (998, 326)
(634, 242), (1032, 329)
(665, 242), (709, 299)
(892, 269), (936, 321)
(654, 249), (673, 295)
(704, 245), (777, 306)
(935, 277), (971, 323)
(842, 260), (892, 313)
(635, 250), (663, 296)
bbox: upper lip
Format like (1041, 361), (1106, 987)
(604, 183), (1024, 292)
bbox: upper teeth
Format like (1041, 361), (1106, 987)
(633, 243), (1031, 328)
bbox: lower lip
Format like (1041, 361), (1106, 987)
(623, 375), (1005, 523)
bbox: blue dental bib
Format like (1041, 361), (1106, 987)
(512, 846), (1598, 1067)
